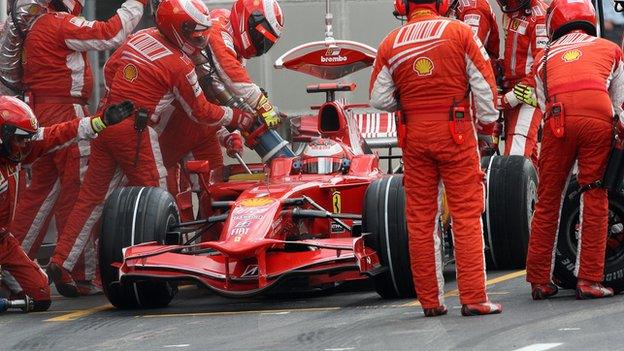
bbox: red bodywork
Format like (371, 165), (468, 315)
(118, 40), (392, 297)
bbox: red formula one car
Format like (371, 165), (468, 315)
(98, 37), (537, 309)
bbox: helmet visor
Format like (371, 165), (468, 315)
(1, 125), (35, 163)
(248, 12), (279, 56)
(183, 21), (210, 48)
(302, 157), (342, 175)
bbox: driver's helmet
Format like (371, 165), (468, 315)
(301, 138), (348, 175)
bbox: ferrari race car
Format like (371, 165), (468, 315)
(97, 34), (542, 309)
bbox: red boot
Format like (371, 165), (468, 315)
(531, 283), (559, 300)
(47, 262), (79, 298)
(423, 305), (448, 317)
(576, 279), (614, 300)
(461, 301), (502, 316)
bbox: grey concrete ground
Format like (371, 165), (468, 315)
(3, 269), (624, 351)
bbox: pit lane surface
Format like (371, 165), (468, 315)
(3, 269), (623, 351)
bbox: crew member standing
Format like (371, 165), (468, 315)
(370, 0), (502, 317)
(495, 0), (547, 164)
(11, 0), (146, 296)
(447, 0), (500, 61)
(525, 0), (624, 300)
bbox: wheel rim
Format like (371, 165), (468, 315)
(562, 198), (624, 270)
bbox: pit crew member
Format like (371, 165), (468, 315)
(47, 0), (256, 296)
(447, 0), (500, 60)
(495, 0), (547, 164)
(10, 0), (146, 295)
(525, 0), (624, 300)
(160, 0), (284, 201)
(369, 0), (502, 316)
(0, 96), (133, 311)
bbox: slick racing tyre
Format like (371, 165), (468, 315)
(100, 187), (180, 309)
(482, 156), (538, 270)
(554, 179), (624, 291)
(363, 175), (416, 299)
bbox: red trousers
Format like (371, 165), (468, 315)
(51, 118), (167, 272)
(527, 116), (612, 284)
(1, 230), (50, 302)
(504, 103), (542, 165)
(10, 103), (95, 282)
(404, 120), (488, 308)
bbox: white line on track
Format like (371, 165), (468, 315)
(558, 328), (580, 331)
(513, 343), (563, 351)
(324, 348), (355, 351)
(163, 345), (190, 348)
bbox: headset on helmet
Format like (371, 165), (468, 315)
(495, 0), (530, 13)
(546, 0), (596, 41)
(393, 0), (450, 18)
(155, 0), (212, 55)
(0, 96), (39, 163)
(615, 0), (624, 12)
(230, 0), (284, 59)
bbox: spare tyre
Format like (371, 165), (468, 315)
(99, 187), (180, 309)
(554, 178), (624, 291)
(482, 155), (538, 269)
(363, 175), (416, 299)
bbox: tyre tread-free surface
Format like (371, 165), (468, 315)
(99, 187), (179, 309)
(483, 155), (538, 270)
(363, 175), (416, 299)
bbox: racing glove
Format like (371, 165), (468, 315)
(513, 83), (538, 108)
(221, 131), (244, 158)
(228, 110), (255, 131)
(90, 101), (135, 133)
(476, 121), (496, 156)
(256, 95), (281, 129)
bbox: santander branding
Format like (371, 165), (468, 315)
(321, 55), (348, 63)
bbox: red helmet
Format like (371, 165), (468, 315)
(230, 0), (284, 59)
(0, 96), (39, 163)
(546, 0), (596, 40)
(210, 8), (231, 21)
(495, 0), (530, 13)
(300, 139), (349, 175)
(393, 0), (450, 18)
(50, 0), (84, 15)
(155, 0), (212, 55)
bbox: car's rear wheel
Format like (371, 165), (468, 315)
(554, 179), (624, 291)
(482, 155), (537, 269)
(99, 187), (180, 309)
(363, 175), (416, 299)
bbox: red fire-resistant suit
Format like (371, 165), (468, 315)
(526, 32), (624, 284)
(2, 117), (98, 306)
(449, 0), (500, 60)
(51, 28), (244, 274)
(11, 0), (144, 284)
(500, 0), (547, 163)
(369, 10), (499, 308)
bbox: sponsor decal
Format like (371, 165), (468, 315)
(186, 70), (201, 97)
(332, 190), (341, 214)
(326, 47), (342, 57)
(535, 37), (548, 49)
(242, 265), (259, 277)
(413, 57), (434, 76)
(562, 49), (582, 62)
(464, 14), (481, 27)
(240, 197), (275, 207)
(234, 214), (263, 220)
(508, 18), (528, 35)
(320, 55), (348, 63)
(230, 227), (248, 236)
(30, 118), (38, 130)
(331, 223), (345, 234)
(233, 207), (269, 215)
(123, 64), (139, 83)
(535, 24), (547, 37)
(234, 221), (251, 228)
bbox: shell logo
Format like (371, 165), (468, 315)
(562, 49), (582, 63)
(413, 57), (434, 76)
(123, 64), (139, 82)
(240, 197), (274, 207)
